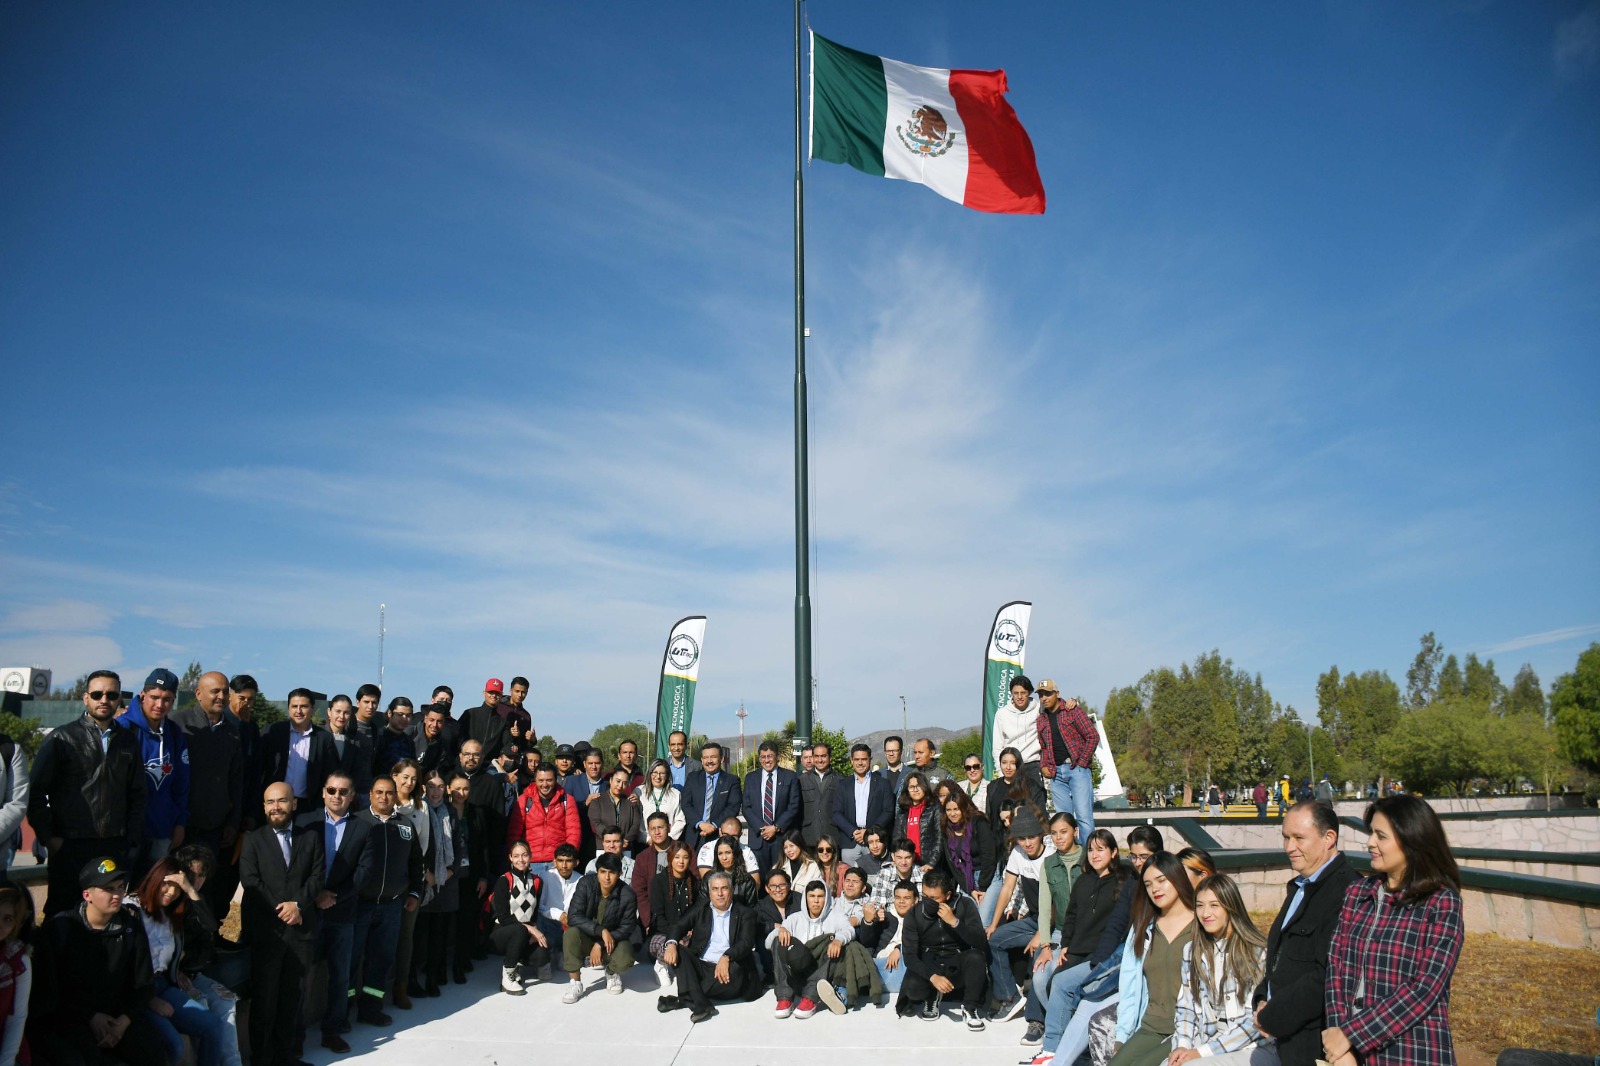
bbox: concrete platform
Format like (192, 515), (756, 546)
(322, 963), (1034, 1066)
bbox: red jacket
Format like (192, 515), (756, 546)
(508, 783), (582, 862)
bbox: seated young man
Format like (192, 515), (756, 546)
(585, 827), (636, 882)
(868, 838), (924, 907)
(766, 880), (856, 1019)
(858, 825), (893, 878)
(754, 868), (798, 980)
(856, 878), (919, 996)
(655, 870), (761, 1024)
(694, 816), (759, 874)
(897, 868), (988, 1031)
(561, 852), (639, 1002)
(539, 844), (581, 979)
(835, 867), (871, 926)
(986, 808), (1055, 1032)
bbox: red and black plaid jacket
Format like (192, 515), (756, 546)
(1035, 701), (1099, 775)
(1325, 875), (1464, 1066)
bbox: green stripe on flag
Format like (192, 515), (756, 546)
(811, 33), (887, 177)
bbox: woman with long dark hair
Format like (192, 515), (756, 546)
(777, 831), (824, 895)
(488, 840), (550, 996)
(1321, 795), (1463, 1066)
(646, 841), (701, 991)
(391, 757), (427, 1005)
(894, 770), (945, 874)
(711, 834), (761, 907)
(1103, 851), (1199, 1066)
(128, 858), (236, 1066)
(813, 835), (846, 897)
(1032, 825), (1125, 1049)
(938, 789), (996, 903)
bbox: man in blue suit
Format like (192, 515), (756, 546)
(681, 743), (742, 857)
(740, 740), (800, 875)
(832, 743), (896, 867)
(298, 770), (376, 1052)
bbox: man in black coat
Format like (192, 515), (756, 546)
(1252, 801), (1358, 1066)
(831, 743), (897, 867)
(560, 853), (639, 1001)
(898, 868), (989, 1028)
(681, 743), (742, 858)
(798, 741), (843, 850)
(298, 771), (376, 1053)
(350, 776), (424, 1026)
(240, 781), (325, 1066)
(411, 703), (459, 779)
(657, 870), (762, 1023)
(27, 669), (147, 917)
(262, 688), (340, 813)
(172, 670), (244, 920)
(460, 678), (512, 761)
(740, 740), (801, 874)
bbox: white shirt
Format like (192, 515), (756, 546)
(701, 903), (733, 962)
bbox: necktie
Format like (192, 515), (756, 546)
(703, 773), (716, 822)
(278, 829), (293, 866)
(763, 773), (775, 825)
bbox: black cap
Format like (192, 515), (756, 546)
(144, 668), (180, 693)
(80, 856), (129, 890)
(554, 744), (575, 758)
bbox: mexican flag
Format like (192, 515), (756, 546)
(810, 32), (1045, 215)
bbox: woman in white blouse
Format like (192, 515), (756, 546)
(634, 758), (686, 841)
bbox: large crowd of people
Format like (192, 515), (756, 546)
(0, 668), (1478, 1066)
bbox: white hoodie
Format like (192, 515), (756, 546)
(992, 694), (1041, 766)
(765, 892), (856, 949)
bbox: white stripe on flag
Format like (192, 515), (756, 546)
(880, 57), (970, 203)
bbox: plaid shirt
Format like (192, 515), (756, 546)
(1173, 938), (1266, 1056)
(1035, 701), (1099, 775)
(869, 864), (923, 907)
(1325, 876), (1464, 1066)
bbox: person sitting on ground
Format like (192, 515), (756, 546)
(1104, 852), (1199, 1066)
(897, 868), (989, 1030)
(869, 838), (925, 908)
(894, 770), (945, 875)
(29, 857), (169, 1066)
(488, 841), (550, 996)
(127, 857), (234, 1066)
(645, 840), (701, 992)
(813, 835), (847, 896)
(657, 870), (762, 1023)
(835, 867), (871, 926)
(1169, 873), (1268, 1064)
(539, 843), (582, 960)
(1032, 828), (1125, 1061)
(633, 760), (686, 842)
(1024, 812), (1087, 1044)
(768, 880), (858, 1019)
(940, 789), (998, 913)
(856, 878), (919, 997)
(776, 831), (824, 897)
(858, 824), (893, 879)
(695, 817), (759, 875)
(561, 851), (639, 1002)
(987, 808), (1057, 1034)
(707, 834), (762, 907)
(753, 867), (798, 979)
(585, 826), (636, 882)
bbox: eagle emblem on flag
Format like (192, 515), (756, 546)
(896, 104), (955, 157)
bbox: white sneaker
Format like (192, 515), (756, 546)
(606, 972), (623, 995)
(562, 982), (584, 1004)
(502, 967), (525, 995)
(815, 981), (846, 1015)
(654, 960), (674, 989)
(963, 1006), (986, 1031)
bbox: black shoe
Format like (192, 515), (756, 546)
(471, 948), (488, 961)
(657, 995), (682, 1013)
(320, 1035), (350, 1054)
(452, 970), (468, 984)
(690, 1005), (718, 1024)
(424, 980), (442, 997)
(407, 977), (428, 997)
(920, 995), (943, 1021)
(358, 1010), (393, 1028)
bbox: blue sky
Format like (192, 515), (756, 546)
(2, 2), (1596, 743)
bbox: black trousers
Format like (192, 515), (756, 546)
(899, 947), (987, 1012)
(44, 836), (128, 918)
(29, 1013), (169, 1066)
(415, 910), (454, 983)
(770, 940), (825, 1000)
(249, 937), (309, 1066)
(488, 923), (551, 971)
(675, 952), (757, 1012)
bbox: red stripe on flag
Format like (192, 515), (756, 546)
(949, 68), (1046, 215)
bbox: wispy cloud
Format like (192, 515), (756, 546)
(1480, 623), (1600, 656)
(1554, 5), (1600, 80)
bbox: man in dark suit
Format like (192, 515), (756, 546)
(740, 740), (800, 874)
(681, 743), (742, 857)
(412, 702), (459, 779)
(657, 869), (761, 1023)
(299, 770), (375, 1054)
(1252, 801), (1357, 1066)
(172, 670), (244, 921)
(262, 688), (340, 813)
(832, 743), (897, 867)
(241, 781), (324, 1066)
(798, 741), (842, 850)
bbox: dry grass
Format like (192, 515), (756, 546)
(1250, 914), (1599, 1058)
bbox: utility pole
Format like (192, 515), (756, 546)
(736, 700), (749, 765)
(899, 694), (907, 735)
(378, 603), (386, 688)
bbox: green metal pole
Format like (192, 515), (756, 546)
(792, 0), (814, 759)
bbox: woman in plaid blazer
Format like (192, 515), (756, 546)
(1322, 795), (1464, 1066)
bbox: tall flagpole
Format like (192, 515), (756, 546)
(792, 0), (814, 760)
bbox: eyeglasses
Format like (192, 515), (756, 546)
(87, 690), (121, 702)
(324, 786), (351, 796)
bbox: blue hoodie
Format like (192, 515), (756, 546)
(117, 698), (191, 838)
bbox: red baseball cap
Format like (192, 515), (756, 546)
(484, 678), (504, 694)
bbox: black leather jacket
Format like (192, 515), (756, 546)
(27, 713), (146, 842)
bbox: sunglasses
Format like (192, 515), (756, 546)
(87, 690), (121, 702)
(324, 786), (351, 796)
(964, 763), (982, 770)
(815, 847), (835, 855)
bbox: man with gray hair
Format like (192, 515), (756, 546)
(657, 869), (761, 1023)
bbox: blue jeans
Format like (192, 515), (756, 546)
(874, 955), (905, 994)
(148, 978), (230, 1066)
(1042, 958), (1093, 1048)
(988, 917), (1039, 1008)
(353, 899), (404, 1016)
(1052, 765), (1095, 840)
(187, 974), (243, 1066)
(1048, 991), (1117, 1061)
(315, 916), (357, 1035)
(975, 873), (1001, 927)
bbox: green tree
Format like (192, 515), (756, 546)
(1317, 666), (1400, 789)
(1436, 654), (1464, 704)
(1551, 643), (1600, 773)
(251, 693), (286, 729)
(938, 731), (983, 775)
(759, 719), (848, 775)
(178, 660), (203, 693)
(589, 721), (654, 763)
(0, 711), (47, 757)
(49, 672), (93, 700)
(1462, 654), (1504, 712)
(1504, 664), (1547, 719)
(1405, 632), (1443, 709)
(1499, 712), (1572, 805)
(1381, 702), (1486, 794)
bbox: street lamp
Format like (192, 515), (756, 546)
(899, 695), (907, 735)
